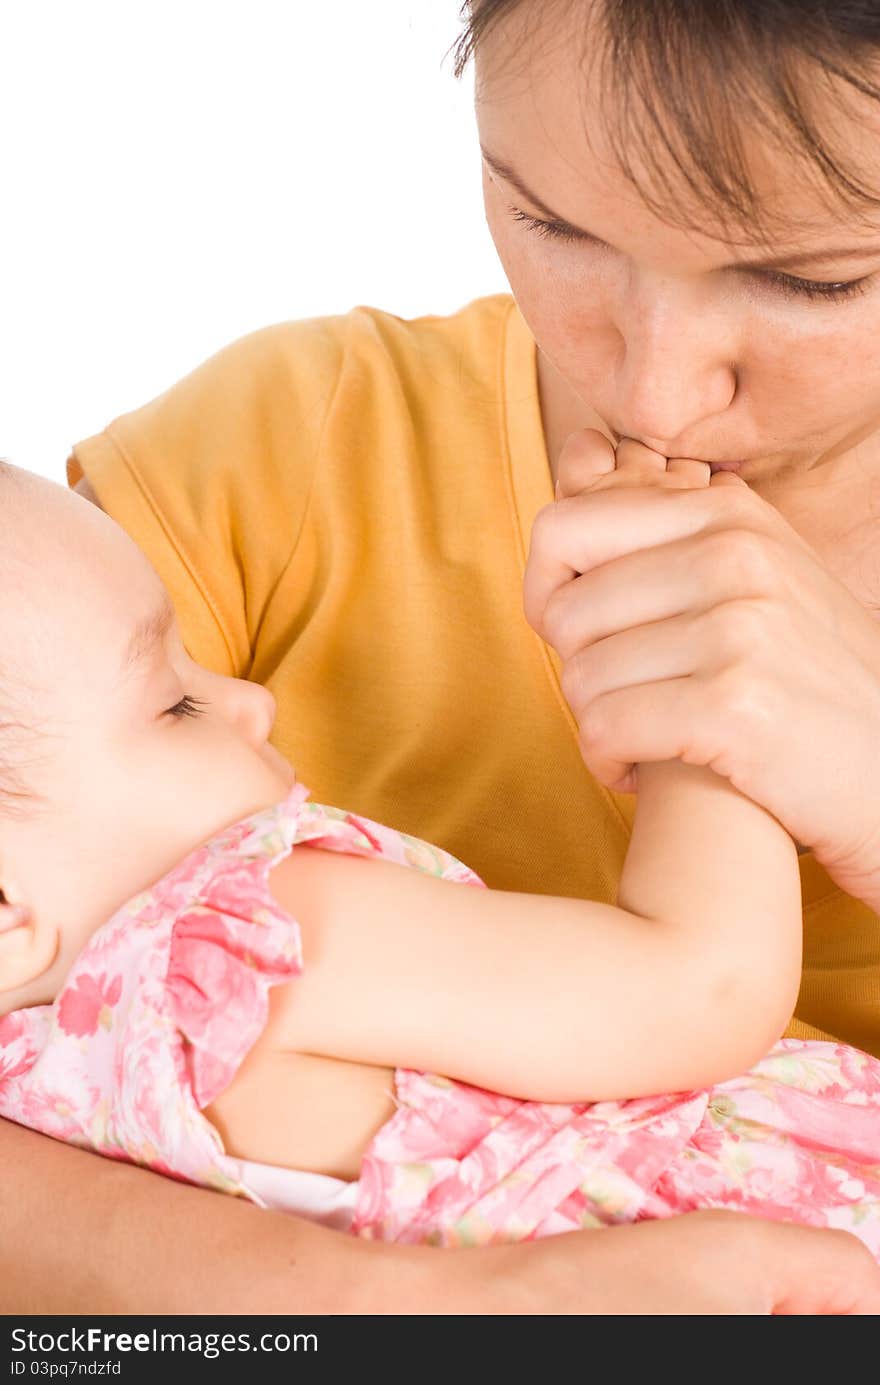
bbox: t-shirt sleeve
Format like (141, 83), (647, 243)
(67, 317), (347, 676)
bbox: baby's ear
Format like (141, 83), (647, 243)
(0, 904), (56, 994)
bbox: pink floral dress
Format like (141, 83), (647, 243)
(1, 782), (878, 1256)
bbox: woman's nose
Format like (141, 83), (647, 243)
(613, 276), (737, 447)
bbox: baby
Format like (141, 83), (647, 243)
(0, 456), (878, 1250)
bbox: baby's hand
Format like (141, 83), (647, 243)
(555, 430), (711, 499)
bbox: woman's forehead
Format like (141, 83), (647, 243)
(474, 1), (880, 252)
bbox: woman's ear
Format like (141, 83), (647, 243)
(0, 902), (58, 997)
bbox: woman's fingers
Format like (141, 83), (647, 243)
(540, 532), (785, 662)
(571, 675), (714, 791)
(558, 603), (763, 718)
(524, 476), (762, 636)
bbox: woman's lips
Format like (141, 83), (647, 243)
(708, 460), (746, 473)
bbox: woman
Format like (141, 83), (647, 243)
(4, 0), (880, 1313)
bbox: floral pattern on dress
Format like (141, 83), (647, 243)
(1, 779), (878, 1257)
(353, 1048), (880, 1254)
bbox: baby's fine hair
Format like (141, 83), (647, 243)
(0, 458), (51, 823)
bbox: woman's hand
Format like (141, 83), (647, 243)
(477, 1211), (880, 1315)
(523, 430), (880, 910)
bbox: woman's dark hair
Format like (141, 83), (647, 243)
(451, 1), (880, 240)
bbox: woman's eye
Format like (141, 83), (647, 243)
(760, 270), (869, 302)
(164, 694), (208, 719)
(506, 203), (870, 303)
(506, 205), (582, 245)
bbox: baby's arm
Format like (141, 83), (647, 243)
(265, 757), (801, 1103)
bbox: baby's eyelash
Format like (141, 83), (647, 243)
(165, 694), (208, 719)
(506, 204), (869, 302)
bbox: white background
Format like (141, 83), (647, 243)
(0, 1), (508, 481)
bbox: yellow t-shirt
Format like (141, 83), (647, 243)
(68, 293), (880, 1059)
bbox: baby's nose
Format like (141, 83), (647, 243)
(231, 678), (277, 746)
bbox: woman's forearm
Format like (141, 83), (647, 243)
(0, 1119), (444, 1314)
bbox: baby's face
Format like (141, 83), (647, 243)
(0, 470), (295, 1004)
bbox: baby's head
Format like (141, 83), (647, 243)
(0, 462), (295, 1013)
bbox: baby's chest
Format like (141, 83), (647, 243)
(202, 1036), (397, 1183)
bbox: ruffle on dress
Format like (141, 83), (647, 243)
(0, 781), (374, 1195)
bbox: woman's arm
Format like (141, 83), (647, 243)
(4, 1119), (878, 1315)
(265, 757), (802, 1103)
(0, 1117), (485, 1314)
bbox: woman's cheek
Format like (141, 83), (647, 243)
(486, 220), (587, 369)
(742, 312), (871, 443)
(484, 205), (533, 294)
(522, 271), (620, 401)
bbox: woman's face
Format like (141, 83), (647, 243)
(475, 7), (880, 492)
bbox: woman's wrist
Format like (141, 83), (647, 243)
(815, 815), (880, 914)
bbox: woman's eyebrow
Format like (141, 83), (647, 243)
(481, 145), (606, 244)
(122, 596), (175, 674)
(480, 144), (879, 271)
